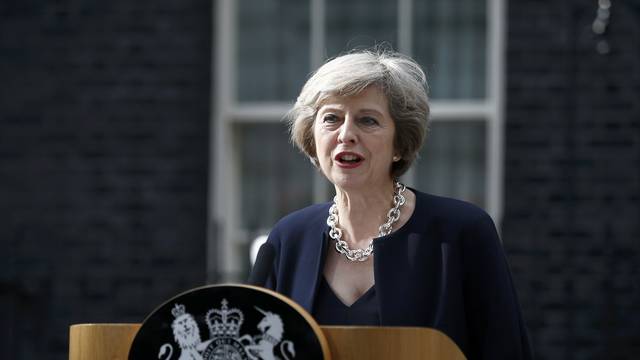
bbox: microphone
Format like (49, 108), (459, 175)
(248, 242), (275, 286)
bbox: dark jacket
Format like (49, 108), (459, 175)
(263, 190), (533, 359)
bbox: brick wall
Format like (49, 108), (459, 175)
(0, 1), (211, 358)
(504, 1), (640, 359)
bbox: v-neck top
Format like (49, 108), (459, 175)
(312, 276), (380, 325)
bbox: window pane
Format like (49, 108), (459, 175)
(326, 0), (398, 56)
(415, 121), (486, 207)
(237, 0), (310, 101)
(414, 0), (487, 99)
(237, 123), (315, 232)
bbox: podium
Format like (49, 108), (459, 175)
(69, 323), (466, 359)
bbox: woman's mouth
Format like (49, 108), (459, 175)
(335, 152), (364, 168)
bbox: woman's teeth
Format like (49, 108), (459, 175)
(339, 155), (361, 163)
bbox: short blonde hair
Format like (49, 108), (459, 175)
(287, 49), (430, 177)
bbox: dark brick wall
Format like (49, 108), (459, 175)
(504, 1), (640, 359)
(0, 1), (211, 359)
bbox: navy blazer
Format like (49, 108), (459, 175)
(262, 190), (533, 359)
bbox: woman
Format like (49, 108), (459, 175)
(261, 50), (532, 359)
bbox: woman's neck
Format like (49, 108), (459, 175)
(333, 179), (396, 246)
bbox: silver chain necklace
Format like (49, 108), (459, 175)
(327, 181), (407, 262)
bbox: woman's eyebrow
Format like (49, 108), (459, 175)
(319, 105), (384, 115)
(318, 104), (345, 112)
(359, 108), (385, 116)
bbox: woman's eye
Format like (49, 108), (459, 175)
(360, 116), (379, 126)
(323, 114), (338, 123)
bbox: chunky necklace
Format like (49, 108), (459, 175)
(327, 181), (406, 262)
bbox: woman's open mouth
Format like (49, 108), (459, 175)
(334, 152), (364, 168)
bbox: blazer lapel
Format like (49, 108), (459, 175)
(299, 230), (328, 312)
(374, 231), (442, 326)
(290, 212), (330, 313)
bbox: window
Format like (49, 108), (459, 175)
(211, 0), (505, 280)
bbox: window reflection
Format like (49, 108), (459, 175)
(238, 123), (315, 231)
(237, 0), (310, 101)
(326, 0), (398, 56)
(414, 0), (487, 99)
(415, 121), (486, 206)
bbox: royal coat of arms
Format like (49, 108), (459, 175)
(158, 299), (296, 360)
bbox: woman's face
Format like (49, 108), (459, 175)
(313, 86), (397, 191)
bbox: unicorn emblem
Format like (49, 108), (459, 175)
(240, 307), (296, 360)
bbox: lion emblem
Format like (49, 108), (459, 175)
(158, 304), (203, 360)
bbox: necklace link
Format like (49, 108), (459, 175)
(327, 181), (407, 262)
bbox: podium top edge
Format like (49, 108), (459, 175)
(70, 323), (141, 328)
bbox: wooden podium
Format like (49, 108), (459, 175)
(69, 323), (466, 359)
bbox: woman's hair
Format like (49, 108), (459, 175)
(287, 48), (430, 177)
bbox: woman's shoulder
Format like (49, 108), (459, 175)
(269, 202), (331, 236)
(412, 189), (494, 227)
(411, 189), (501, 249)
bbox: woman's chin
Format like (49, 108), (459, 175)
(328, 174), (365, 189)
(328, 173), (390, 192)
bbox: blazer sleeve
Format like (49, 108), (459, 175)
(462, 212), (534, 360)
(260, 228), (280, 291)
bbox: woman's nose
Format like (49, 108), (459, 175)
(337, 118), (358, 144)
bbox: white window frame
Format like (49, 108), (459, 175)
(208, 0), (506, 281)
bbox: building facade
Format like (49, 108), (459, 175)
(1, 0), (638, 359)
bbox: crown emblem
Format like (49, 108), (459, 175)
(205, 299), (244, 339)
(171, 303), (186, 318)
